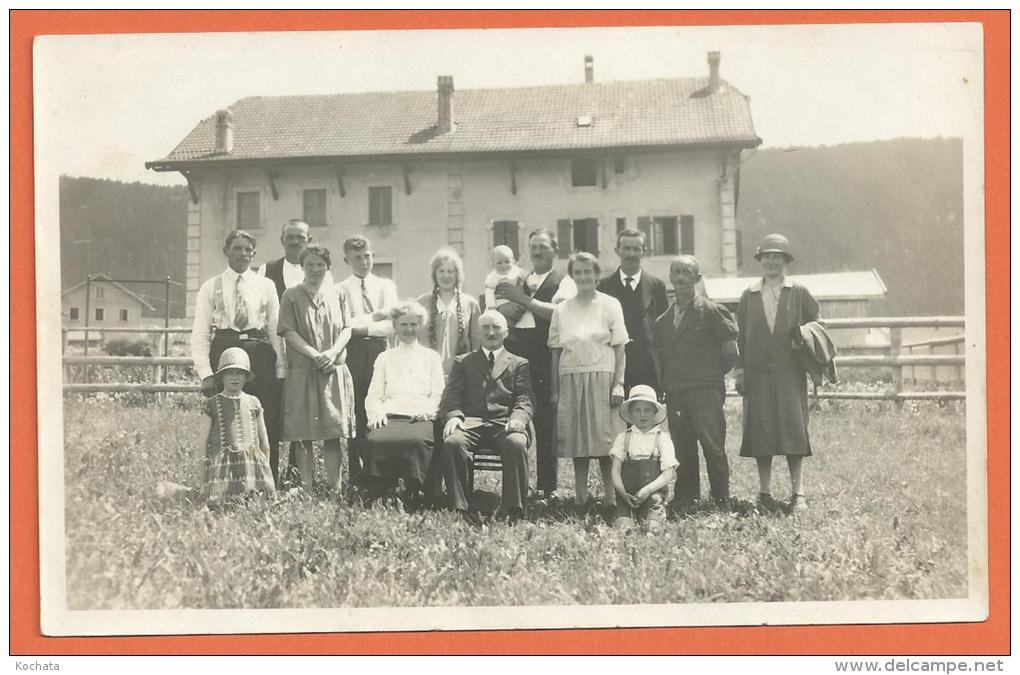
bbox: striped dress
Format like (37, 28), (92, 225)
(200, 392), (276, 501)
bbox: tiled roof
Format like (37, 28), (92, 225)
(61, 273), (158, 312)
(148, 77), (759, 167)
(705, 270), (888, 304)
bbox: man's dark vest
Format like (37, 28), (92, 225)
(263, 258), (287, 300)
(526, 268), (565, 346)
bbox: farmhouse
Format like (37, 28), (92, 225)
(61, 273), (159, 346)
(146, 53), (761, 318)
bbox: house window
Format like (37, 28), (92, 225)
(613, 157), (626, 174)
(69, 307), (79, 320)
(94, 285), (105, 300)
(237, 191), (261, 230)
(615, 217), (627, 234)
(368, 186), (393, 226)
(492, 221), (520, 258)
(303, 189), (328, 227)
(636, 216), (693, 256)
(119, 309), (129, 322)
(570, 159), (598, 187)
(94, 308), (105, 322)
(372, 262), (394, 280)
(557, 218), (599, 257)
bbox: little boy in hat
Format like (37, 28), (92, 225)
(609, 385), (678, 529)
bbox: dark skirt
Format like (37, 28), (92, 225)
(361, 418), (435, 487)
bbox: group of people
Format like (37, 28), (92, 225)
(192, 218), (823, 527)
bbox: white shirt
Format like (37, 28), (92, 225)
(365, 341), (445, 419)
(619, 268), (643, 290)
(337, 273), (399, 337)
(609, 425), (679, 472)
(519, 269), (577, 329)
(257, 258), (334, 290)
(191, 268), (285, 380)
(482, 346), (506, 363)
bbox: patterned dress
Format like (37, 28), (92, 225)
(278, 284), (357, 442)
(200, 392), (276, 501)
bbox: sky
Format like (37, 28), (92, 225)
(34, 21), (983, 187)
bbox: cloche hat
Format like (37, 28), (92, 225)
(215, 347), (254, 379)
(754, 233), (794, 262)
(619, 384), (667, 427)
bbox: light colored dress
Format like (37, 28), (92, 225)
(548, 291), (629, 458)
(417, 290), (482, 376)
(278, 284), (356, 442)
(200, 392), (276, 501)
(363, 342), (446, 488)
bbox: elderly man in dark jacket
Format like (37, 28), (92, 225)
(653, 255), (739, 510)
(437, 310), (534, 523)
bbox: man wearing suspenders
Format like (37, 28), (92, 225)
(191, 229), (287, 484)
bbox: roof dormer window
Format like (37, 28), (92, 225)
(575, 114), (593, 128)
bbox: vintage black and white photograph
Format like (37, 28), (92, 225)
(35, 20), (987, 635)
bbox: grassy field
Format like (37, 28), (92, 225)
(63, 394), (968, 609)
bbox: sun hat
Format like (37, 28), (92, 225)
(619, 384), (667, 427)
(753, 233), (794, 262)
(215, 347), (253, 379)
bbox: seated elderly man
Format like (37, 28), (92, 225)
(437, 310), (534, 524)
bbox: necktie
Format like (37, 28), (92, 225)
(360, 278), (374, 314)
(234, 275), (250, 329)
(674, 304), (685, 330)
(625, 276), (636, 292)
(487, 350), (495, 373)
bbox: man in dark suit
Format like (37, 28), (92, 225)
(437, 310), (534, 524)
(597, 227), (669, 393)
(653, 255), (739, 509)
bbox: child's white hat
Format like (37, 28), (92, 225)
(216, 347), (253, 379)
(619, 385), (666, 427)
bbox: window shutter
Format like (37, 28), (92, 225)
(557, 219), (572, 258)
(661, 216), (678, 255)
(584, 218), (600, 255)
(637, 216), (651, 249)
(681, 215), (695, 255)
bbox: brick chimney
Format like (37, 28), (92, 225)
(707, 51), (721, 93)
(437, 76), (455, 134)
(584, 55), (594, 83)
(214, 108), (234, 155)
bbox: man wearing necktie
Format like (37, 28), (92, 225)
(597, 228), (669, 394)
(437, 310), (534, 525)
(652, 256), (739, 510)
(190, 229), (286, 483)
(336, 235), (399, 484)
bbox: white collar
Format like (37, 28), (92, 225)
(630, 423), (663, 435)
(482, 346), (505, 360)
(620, 268), (642, 286)
(749, 276), (794, 293)
(395, 340), (419, 352)
(283, 258), (302, 269)
(225, 267), (255, 281)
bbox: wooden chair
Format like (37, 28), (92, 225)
(467, 448), (504, 497)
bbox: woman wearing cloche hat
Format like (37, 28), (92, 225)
(734, 233), (819, 513)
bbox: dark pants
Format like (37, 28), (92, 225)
(438, 420), (530, 514)
(507, 327), (557, 493)
(666, 387), (729, 502)
(209, 332), (281, 484)
(345, 336), (388, 481)
(624, 342), (658, 394)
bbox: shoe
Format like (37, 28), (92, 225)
(498, 508), (525, 526)
(460, 510), (483, 528)
(789, 494), (808, 511)
(757, 492), (786, 515)
(670, 498), (699, 516)
(712, 496), (733, 511)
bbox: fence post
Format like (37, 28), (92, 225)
(83, 275), (92, 384)
(889, 326), (903, 397)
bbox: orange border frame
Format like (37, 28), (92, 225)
(10, 10), (1009, 655)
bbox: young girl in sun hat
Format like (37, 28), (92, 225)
(609, 385), (678, 529)
(196, 347), (277, 501)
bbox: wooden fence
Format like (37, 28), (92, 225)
(62, 317), (967, 401)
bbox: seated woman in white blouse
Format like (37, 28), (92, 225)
(361, 300), (446, 506)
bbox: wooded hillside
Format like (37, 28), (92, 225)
(738, 137), (964, 315)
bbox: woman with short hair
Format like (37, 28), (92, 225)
(549, 252), (629, 509)
(734, 233), (820, 513)
(361, 300), (446, 506)
(418, 248), (482, 377)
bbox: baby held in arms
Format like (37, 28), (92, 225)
(483, 244), (533, 329)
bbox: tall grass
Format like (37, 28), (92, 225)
(63, 396), (968, 609)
